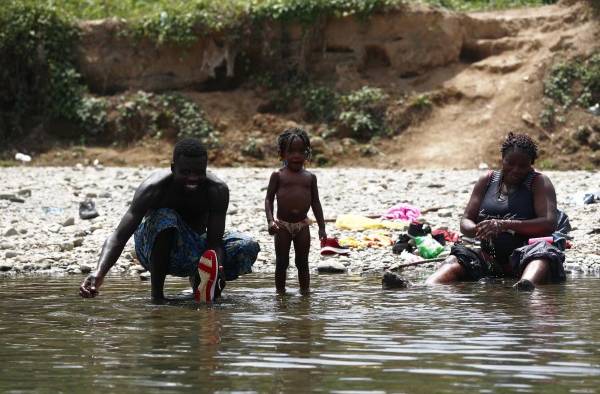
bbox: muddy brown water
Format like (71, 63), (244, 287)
(1, 274), (599, 393)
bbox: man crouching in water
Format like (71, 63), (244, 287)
(79, 138), (260, 303)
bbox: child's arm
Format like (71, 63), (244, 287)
(265, 171), (280, 235)
(310, 173), (327, 240)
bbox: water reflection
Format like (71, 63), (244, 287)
(1, 275), (599, 393)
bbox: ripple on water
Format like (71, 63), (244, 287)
(1, 275), (600, 393)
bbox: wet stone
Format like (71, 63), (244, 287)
(317, 261), (348, 274)
(80, 265), (93, 274)
(60, 242), (74, 252)
(139, 271), (151, 281)
(4, 228), (18, 237)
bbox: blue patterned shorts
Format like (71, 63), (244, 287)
(134, 208), (260, 280)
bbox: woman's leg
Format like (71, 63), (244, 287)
(292, 226), (311, 295)
(425, 256), (467, 285)
(515, 258), (551, 290)
(274, 229), (293, 294)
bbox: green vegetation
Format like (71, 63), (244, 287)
(111, 91), (218, 146)
(541, 53), (600, 129)
(338, 86), (389, 140)
(14, 0), (558, 45)
(0, 0), (563, 147)
(302, 86), (340, 122)
(0, 2), (82, 143)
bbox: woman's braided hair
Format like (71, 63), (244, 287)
(277, 127), (312, 160)
(501, 132), (538, 163)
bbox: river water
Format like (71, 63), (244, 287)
(1, 274), (599, 393)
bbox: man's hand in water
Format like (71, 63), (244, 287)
(268, 220), (280, 235)
(79, 272), (103, 298)
(475, 219), (501, 240)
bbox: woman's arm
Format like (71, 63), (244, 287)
(460, 173), (490, 238)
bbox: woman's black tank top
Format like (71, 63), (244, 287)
(477, 170), (539, 264)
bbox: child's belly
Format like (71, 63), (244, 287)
(276, 189), (312, 222)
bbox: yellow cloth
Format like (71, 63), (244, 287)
(339, 232), (393, 249)
(335, 214), (407, 231)
(339, 236), (367, 249)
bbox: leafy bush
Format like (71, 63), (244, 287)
(0, 2), (82, 140)
(338, 86), (389, 140)
(301, 86), (339, 122)
(410, 94), (432, 110)
(112, 92), (218, 146)
(543, 53), (600, 109)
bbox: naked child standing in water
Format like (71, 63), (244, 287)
(265, 128), (327, 294)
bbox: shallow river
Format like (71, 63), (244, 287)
(1, 274), (599, 393)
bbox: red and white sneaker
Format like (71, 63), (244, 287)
(196, 250), (218, 303)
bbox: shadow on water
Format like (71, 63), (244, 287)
(1, 275), (600, 393)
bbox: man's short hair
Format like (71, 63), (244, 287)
(172, 138), (208, 163)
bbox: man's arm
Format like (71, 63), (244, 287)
(79, 177), (160, 298)
(310, 173), (327, 240)
(206, 182), (229, 266)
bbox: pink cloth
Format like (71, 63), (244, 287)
(382, 203), (420, 221)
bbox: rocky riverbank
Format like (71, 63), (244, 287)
(1, 167), (599, 282)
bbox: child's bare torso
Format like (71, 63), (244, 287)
(276, 168), (313, 223)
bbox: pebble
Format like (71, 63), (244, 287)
(317, 261), (348, 273)
(0, 167), (598, 279)
(4, 228), (18, 237)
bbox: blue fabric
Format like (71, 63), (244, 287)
(134, 208), (260, 280)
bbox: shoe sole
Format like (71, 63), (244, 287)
(197, 250), (218, 303)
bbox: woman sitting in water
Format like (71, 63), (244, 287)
(425, 132), (566, 290)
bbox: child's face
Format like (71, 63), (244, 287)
(282, 137), (307, 171)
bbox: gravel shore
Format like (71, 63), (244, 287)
(1, 166), (599, 281)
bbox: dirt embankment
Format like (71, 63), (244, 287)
(27, 1), (600, 169)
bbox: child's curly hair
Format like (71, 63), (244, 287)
(501, 132), (538, 163)
(277, 127), (312, 160)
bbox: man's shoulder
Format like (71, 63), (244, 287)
(206, 171), (229, 194)
(139, 169), (172, 190)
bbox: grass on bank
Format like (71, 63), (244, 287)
(20, 0), (558, 21)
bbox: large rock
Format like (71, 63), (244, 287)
(75, 5), (497, 93)
(77, 19), (237, 92)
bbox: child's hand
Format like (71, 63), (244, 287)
(318, 228), (327, 240)
(268, 220), (280, 235)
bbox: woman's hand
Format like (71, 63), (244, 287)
(475, 219), (502, 240)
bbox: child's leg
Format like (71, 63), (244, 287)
(274, 229), (293, 294)
(293, 226), (311, 295)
